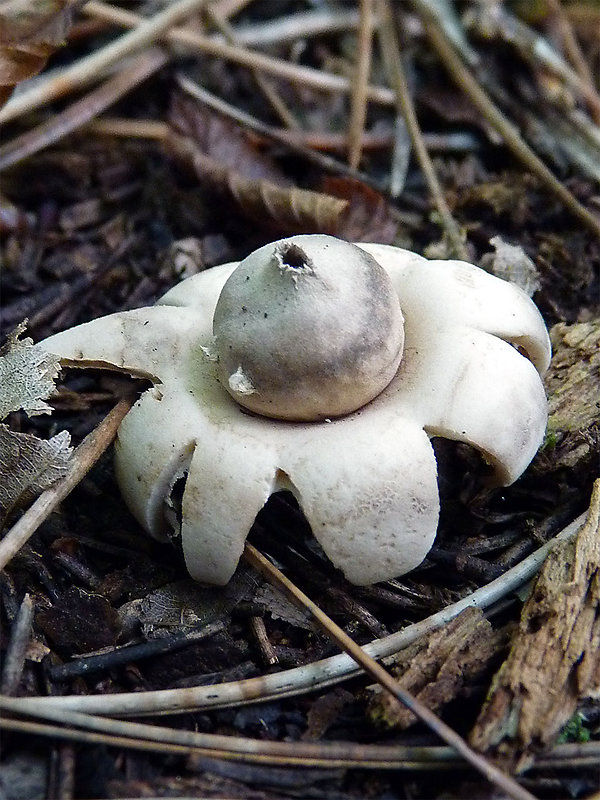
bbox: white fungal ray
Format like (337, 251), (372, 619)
(179, 426), (277, 585)
(358, 243), (551, 373)
(39, 306), (211, 385)
(37, 236), (552, 586)
(277, 417), (439, 586)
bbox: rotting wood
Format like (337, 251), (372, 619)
(367, 607), (509, 729)
(544, 319), (600, 471)
(469, 479), (600, 772)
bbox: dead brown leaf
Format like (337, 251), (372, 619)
(167, 131), (348, 236)
(169, 93), (290, 184)
(36, 586), (121, 657)
(322, 176), (399, 243)
(0, 0), (81, 107)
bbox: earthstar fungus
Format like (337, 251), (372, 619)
(39, 235), (551, 586)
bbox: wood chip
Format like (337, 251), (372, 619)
(469, 480), (600, 771)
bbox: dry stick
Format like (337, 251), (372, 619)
(204, 4), (300, 130)
(0, 397), (133, 571)
(348, 0), (375, 169)
(0, 0), (207, 125)
(85, 116), (479, 155)
(421, 15), (600, 241)
(0, 49), (168, 172)
(13, 511), (585, 716)
(546, 0), (600, 124)
(1, 713), (599, 772)
(377, 0), (469, 260)
(176, 75), (384, 191)
(0, 594), (34, 695)
(244, 544), (535, 800)
(82, 1), (395, 106)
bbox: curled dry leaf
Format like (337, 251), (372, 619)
(167, 132), (347, 235)
(0, 321), (72, 525)
(0, 0), (81, 108)
(322, 176), (399, 244)
(169, 93), (290, 184)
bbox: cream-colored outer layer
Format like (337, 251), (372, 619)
(38, 242), (551, 585)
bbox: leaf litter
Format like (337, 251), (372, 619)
(0, 2), (599, 799)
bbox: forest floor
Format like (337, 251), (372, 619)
(0, 2), (599, 799)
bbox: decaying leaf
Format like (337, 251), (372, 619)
(0, 0), (81, 108)
(321, 176), (399, 244)
(0, 321), (72, 525)
(167, 132), (347, 235)
(0, 321), (61, 417)
(469, 481), (600, 772)
(367, 607), (507, 729)
(138, 569), (258, 638)
(36, 586), (121, 657)
(0, 426), (71, 520)
(253, 583), (313, 631)
(169, 93), (291, 185)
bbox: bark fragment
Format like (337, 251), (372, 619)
(367, 606), (508, 729)
(469, 480), (600, 771)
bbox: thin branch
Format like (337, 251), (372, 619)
(376, 0), (468, 259)
(176, 75), (385, 191)
(204, 4), (300, 130)
(0, 49), (167, 172)
(348, 0), (375, 169)
(0, 0), (207, 125)
(0, 397), (134, 571)
(0, 594), (34, 695)
(12, 511), (586, 715)
(81, 1), (395, 107)
(243, 544), (536, 800)
(1, 710), (598, 771)
(420, 10), (600, 240)
(547, 0), (600, 123)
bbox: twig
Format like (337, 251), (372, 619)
(0, 0), (207, 125)
(82, 1), (395, 107)
(176, 75), (385, 191)
(0, 594), (34, 695)
(376, 0), (468, 259)
(0, 49), (167, 172)
(13, 511), (586, 715)
(48, 621), (225, 681)
(85, 116), (480, 155)
(214, 8), (362, 48)
(244, 543), (535, 800)
(348, 0), (375, 169)
(0, 709), (599, 771)
(204, 4), (299, 130)
(248, 616), (278, 666)
(421, 11), (600, 240)
(0, 397), (134, 571)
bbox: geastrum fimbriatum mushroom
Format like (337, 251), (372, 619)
(38, 235), (551, 586)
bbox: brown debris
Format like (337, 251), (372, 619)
(469, 480), (600, 771)
(367, 607), (507, 729)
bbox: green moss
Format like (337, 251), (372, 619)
(557, 712), (591, 744)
